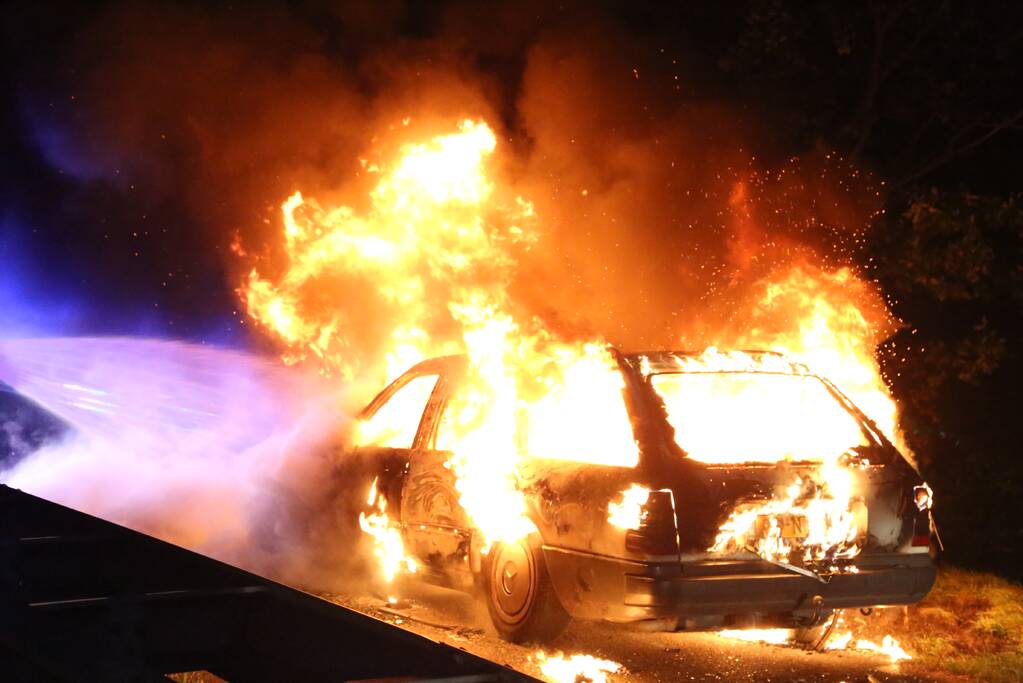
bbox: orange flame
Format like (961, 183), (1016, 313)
(358, 477), (416, 583)
(607, 485), (651, 530)
(535, 651), (622, 683)
(822, 613), (913, 662)
(719, 626), (912, 664)
(242, 119), (519, 381)
(239, 118), (908, 584)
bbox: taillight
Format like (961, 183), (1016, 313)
(624, 490), (679, 556)
(913, 483), (934, 512)
(911, 508), (931, 547)
(911, 483), (934, 548)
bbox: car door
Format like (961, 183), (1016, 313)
(351, 368), (442, 528)
(400, 367), (474, 580)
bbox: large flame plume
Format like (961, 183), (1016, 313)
(243, 119), (522, 382)
(238, 118), (907, 582)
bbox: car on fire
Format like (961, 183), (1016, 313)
(345, 350), (936, 643)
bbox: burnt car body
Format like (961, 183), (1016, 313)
(347, 351), (936, 642)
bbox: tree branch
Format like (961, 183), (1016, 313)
(880, 0), (950, 82)
(851, 0), (911, 159)
(896, 109), (1023, 186)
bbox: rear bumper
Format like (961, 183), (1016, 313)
(543, 546), (936, 622)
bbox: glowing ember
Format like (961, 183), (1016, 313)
(607, 485), (651, 530)
(358, 478), (416, 583)
(536, 651), (622, 683)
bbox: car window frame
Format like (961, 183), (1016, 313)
(426, 364), (643, 469)
(357, 369), (444, 451)
(420, 369), (464, 453)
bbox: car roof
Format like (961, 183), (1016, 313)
(621, 350), (812, 376)
(400, 354), (469, 376)
(400, 349), (810, 378)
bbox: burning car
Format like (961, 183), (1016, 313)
(346, 348), (936, 643)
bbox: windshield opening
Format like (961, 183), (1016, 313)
(649, 371), (871, 464)
(435, 363), (639, 468)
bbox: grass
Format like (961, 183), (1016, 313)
(162, 567), (1023, 682)
(167, 672), (227, 683)
(888, 566), (1023, 682)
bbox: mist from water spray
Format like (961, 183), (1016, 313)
(0, 336), (362, 585)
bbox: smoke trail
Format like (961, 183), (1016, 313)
(0, 337), (362, 586)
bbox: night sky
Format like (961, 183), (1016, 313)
(2, 2), (1020, 341)
(0, 53), (241, 341)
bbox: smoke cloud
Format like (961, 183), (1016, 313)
(12, 1), (885, 352)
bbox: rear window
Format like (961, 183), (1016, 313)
(649, 372), (868, 464)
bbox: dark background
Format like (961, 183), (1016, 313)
(1, 1), (1021, 578)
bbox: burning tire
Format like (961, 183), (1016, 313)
(484, 533), (570, 643)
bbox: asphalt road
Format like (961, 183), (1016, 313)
(326, 583), (934, 683)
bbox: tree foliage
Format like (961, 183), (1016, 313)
(698, 0), (1023, 571)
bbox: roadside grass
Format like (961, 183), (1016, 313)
(161, 567), (1023, 683)
(895, 565), (1023, 682)
(167, 672), (227, 683)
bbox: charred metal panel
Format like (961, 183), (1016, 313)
(518, 460), (641, 559)
(402, 447), (472, 574)
(542, 545), (935, 623)
(676, 461), (915, 557)
(541, 547), (642, 621)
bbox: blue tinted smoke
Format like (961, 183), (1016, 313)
(0, 214), (242, 344)
(0, 216), (89, 337)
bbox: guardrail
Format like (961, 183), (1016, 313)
(0, 485), (532, 682)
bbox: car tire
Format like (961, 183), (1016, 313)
(484, 532), (571, 643)
(794, 613), (837, 650)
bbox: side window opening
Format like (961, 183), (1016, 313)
(356, 374), (440, 449)
(433, 376), (639, 468)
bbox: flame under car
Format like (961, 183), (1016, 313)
(345, 351), (936, 642)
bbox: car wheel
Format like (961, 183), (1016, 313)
(794, 611), (838, 650)
(484, 533), (571, 643)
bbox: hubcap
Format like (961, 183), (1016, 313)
(492, 541), (532, 617)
